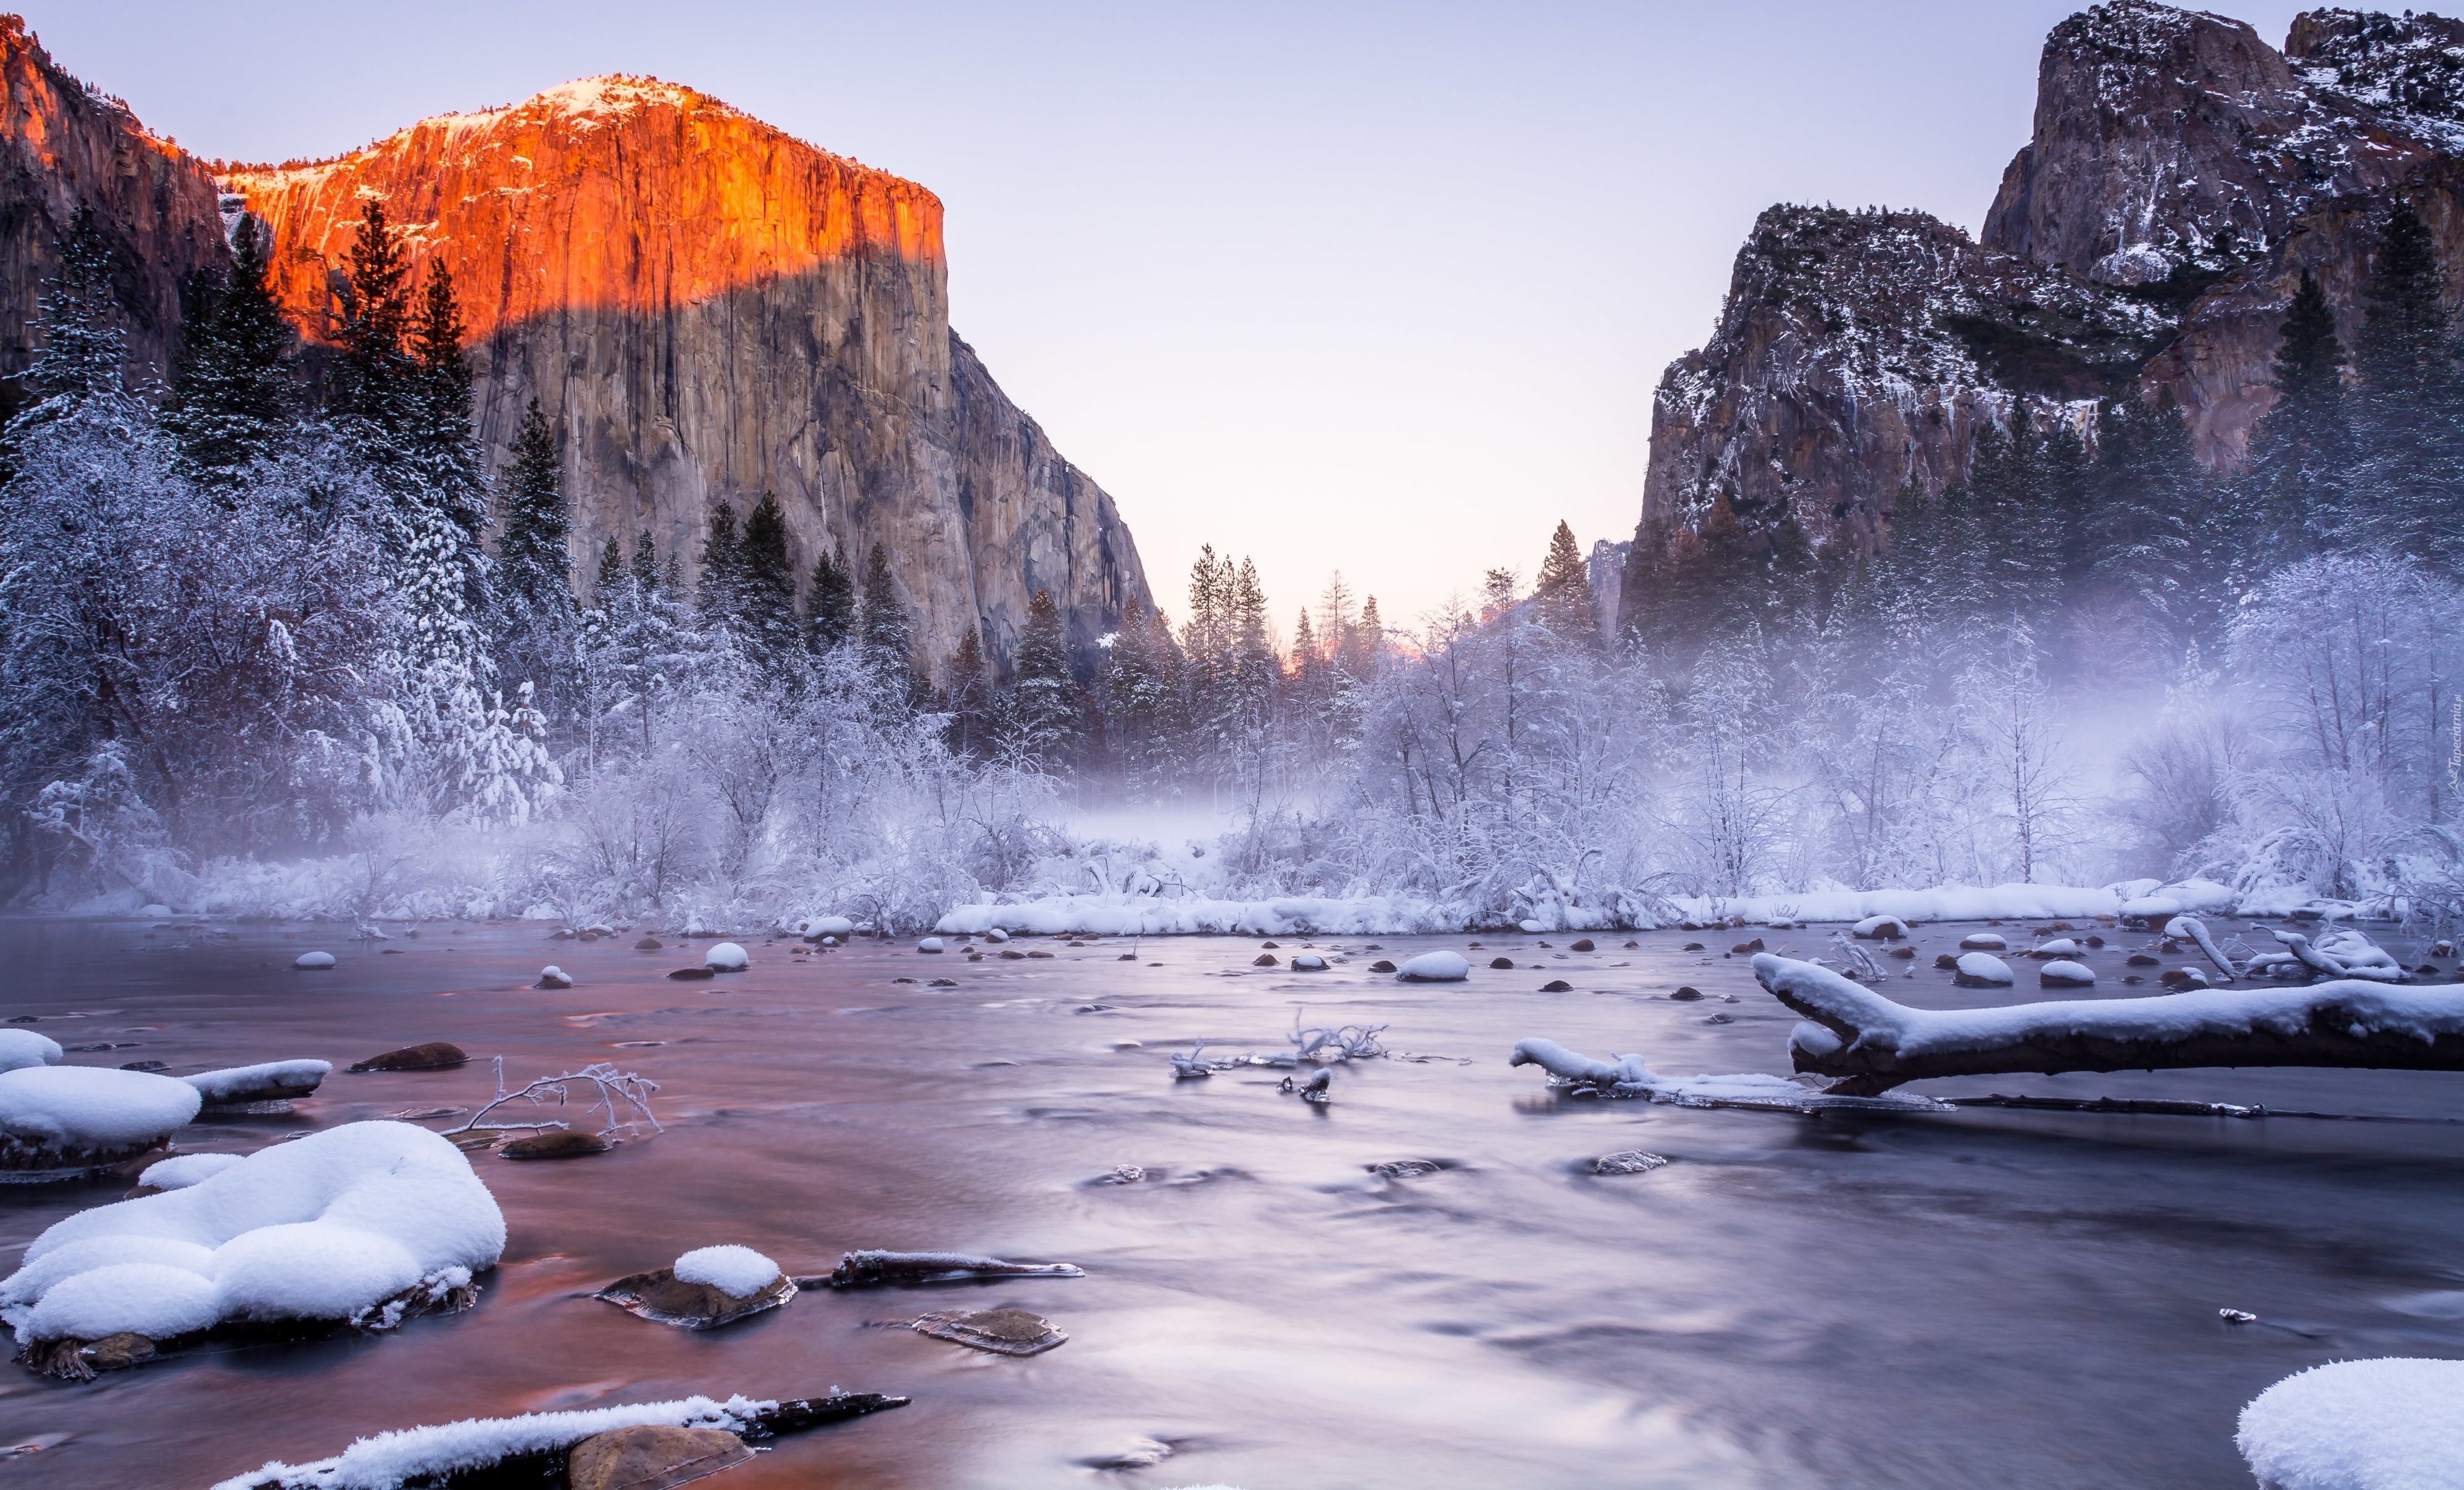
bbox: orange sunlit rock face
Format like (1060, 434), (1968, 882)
(223, 76), (1144, 669)
(230, 78), (944, 346)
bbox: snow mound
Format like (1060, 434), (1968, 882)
(672, 1245), (780, 1299)
(0, 1066), (201, 1157)
(1852, 915), (1908, 939)
(2117, 880), (2238, 921)
(1958, 933), (2007, 950)
(2237, 1357), (2464, 1490)
(917, 937), (944, 954)
(0, 1030), (62, 1073)
(1955, 952), (2014, 985)
(2035, 938), (2081, 955)
(186, 1060), (331, 1104)
(802, 916), (854, 938)
(704, 943), (748, 971)
(2039, 960), (2095, 987)
(1397, 951), (1470, 982)
(4, 1120), (504, 1345)
(138, 1153), (244, 1190)
(294, 952), (336, 970)
(209, 1393), (778, 1490)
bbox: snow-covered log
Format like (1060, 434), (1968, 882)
(1506, 1039), (1656, 1089)
(1754, 954), (2464, 1096)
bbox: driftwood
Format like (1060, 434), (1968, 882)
(1756, 954), (2464, 1096)
(818, 1251), (1084, 1289)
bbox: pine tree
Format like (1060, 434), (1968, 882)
(944, 625), (993, 756)
(331, 199), (414, 447)
(2086, 391), (2206, 663)
(699, 501), (743, 629)
(1007, 589), (1079, 760)
(1533, 519), (1599, 646)
(409, 262), (485, 542)
(2352, 202), (2464, 567)
(166, 212), (291, 485)
(858, 542), (914, 679)
(493, 399), (576, 715)
(594, 533), (625, 597)
(631, 530), (661, 594)
(804, 544), (855, 652)
(736, 491), (800, 673)
(8, 207), (125, 443)
(2239, 269), (2354, 578)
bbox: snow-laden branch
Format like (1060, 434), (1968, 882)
(1754, 953), (2464, 1095)
(443, 1059), (661, 1139)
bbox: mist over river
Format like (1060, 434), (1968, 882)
(4, 918), (2462, 1488)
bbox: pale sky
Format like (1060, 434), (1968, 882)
(35, 1), (2307, 629)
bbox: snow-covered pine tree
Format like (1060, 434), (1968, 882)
(1533, 520), (1599, 647)
(4, 207), (127, 451)
(2238, 269), (2354, 581)
(943, 623), (993, 757)
(699, 501), (744, 633)
(1006, 588), (1080, 762)
(2352, 201), (2464, 570)
(857, 541), (914, 683)
(736, 491), (801, 677)
(804, 543), (855, 652)
(165, 212), (292, 487)
(330, 199), (415, 454)
(493, 397), (577, 722)
(2086, 391), (2205, 665)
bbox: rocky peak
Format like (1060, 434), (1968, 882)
(2288, 8), (2464, 146)
(1982, 1), (2429, 286)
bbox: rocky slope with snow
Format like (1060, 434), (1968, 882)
(225, 78), (1149, 670)
(1625, 2), (2464, 618)
(0, 16), (224, 399)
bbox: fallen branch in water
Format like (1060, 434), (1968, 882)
(443, 1058), (662, 1139)
(1756, 953), (2464, 1096)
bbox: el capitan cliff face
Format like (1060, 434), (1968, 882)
(227, 78), (1148, 670)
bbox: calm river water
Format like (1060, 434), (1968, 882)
(2, 917), (2460, 1488)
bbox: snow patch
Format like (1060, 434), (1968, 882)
(0, 1066), (201, 1154)
(0, 1030), (62, 1073)
(671, 1245), (780, 1299)
(2237, 1357), (2464, 1490)
(209, 1393), (780, 1490)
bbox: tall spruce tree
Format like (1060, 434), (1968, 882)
(805, 544), (855, 652)
(2352, 201), (2464, 567)
(2087, 391), (2207, 662)
(858, 542), (914, 679)
(493, 399), (576, 713)
(1008, 588), (1080, 760)
(699, 501), (744, 630)
(944, 625), (993, 756)
(2239, 269), (2354, 580)
(1533, 519), (1599, 647)
(9, 207), (125, 444)
(167, 213), (291, 485)
(736, 491), (800, 673)
(409, 264), (485, 542)
(332, 199), (414, 449)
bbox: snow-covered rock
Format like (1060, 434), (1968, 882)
(2033, 938), (2081, 955)
(703, 943), (748, 972)
(802, 916), (854, 938)
(186, 1060), (330, 1106)
(1396, 951), (1470, 982)
(2038, 960), (2095, 987)
(1851, 915), (1908, 939)
(2237, 1357), (2464, 1490)
(536, 965), (572, 988)
(4, 1121), (504, 1346)
(671, 1246), (781, 1300)
(983, 927), (1009, 943)
(1954, 952), (2014, 986)
(1958, 933), (2007, 951)
(293, 951), (336, 970)
(0, 1066), (201, 1165)
(1290, 953), (1328, 971)
(207, 1394), (809, 1490)
(0, 1030), (63, 1073)
(917, 937), (944, 954)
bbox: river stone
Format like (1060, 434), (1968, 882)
(536, 965), (572, 988)
(912, 1307), (1067, 1356)
(1540, 979), (1573, 992)
(293, 951), (335, 970)
(1488, 956), (1515, 970)
(1368, 959), (1397, 972)
(501, 1130), (609, 1160)
(78, 1332), (157, 1372)
(596, 1267), (796, 1329)
(566, 1425), (752, 1490)
(1252, 953), (1278, 967)
(667, 966), (717, 980)
(1591, 1151), (1668, 1176)
(1668, 986), (1704, 1001)
(633, 937), (663, 951)
(1570, 938), (1596, 952)
(1730, 939), (1763, 954)
(346, 1042), (467, 1072)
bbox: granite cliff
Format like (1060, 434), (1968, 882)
(1625, 2), (2464, 627)
(227, 78), (1148, 670)
(0, 15), (223, 398)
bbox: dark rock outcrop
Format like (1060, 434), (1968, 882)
(1625, 3), (2464, 616)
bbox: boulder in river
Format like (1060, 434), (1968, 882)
(1396, 951), (1470, 983)
(1252, 953), (1278, 967)
(535, 966), (572, 989)
(667, 966), (716, 981)
(1368, 959), (1398, 973)
(1290, 954), (1327, 971)
(293, 952), (336, 970)
(1570, 938), (1596, 952)
(918, 937), (946, 954)
(346, 1043), (467, 1073)
(910, 1307), (1067, 1357)
(186, 1060), (330, 1111)
(567, 1425), (752, 1490)
(704, 943), (749, 971)
(1954, 952), (2016, 988)
(1540, 979), (1573, 992)
(1488, 956), (1515, 970)
(597, 1248), (794, 1329)
(633, 937), (663, 951)
(500, 1129), (609, 1160)
(1668, 986), (1704, 1001)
